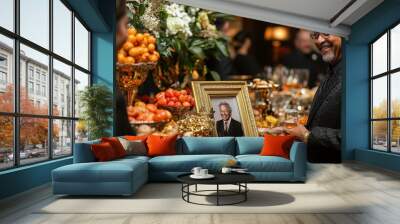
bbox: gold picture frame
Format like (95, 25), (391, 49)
(191, 81), (258, 137)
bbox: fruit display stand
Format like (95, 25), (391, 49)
(117, 62), (157, 106)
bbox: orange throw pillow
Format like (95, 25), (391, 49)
(260, 134), (295, 159)
(146, 135), (178, 157)
(91, 142), (117, 162)
(101, 137), (126, 158)
(124, 135), (148, 142)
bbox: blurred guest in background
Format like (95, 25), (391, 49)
(116, 0), (135, 136)
(231, 31), (262, 76)
(281, 29), (328, 88)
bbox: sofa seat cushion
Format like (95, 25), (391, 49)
(236, 155), (293, 172)
(53, 159), (147, 183)
(149, 154), (235, 172)
(235, 137), (264, 155)
(178, 137), (236, 155)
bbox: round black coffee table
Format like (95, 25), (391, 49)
(177, 173), (255, 206)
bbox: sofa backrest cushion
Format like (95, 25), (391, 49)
(73, 139), (100, 163)
(236, 137), (264, 155)
(178, 137), (236, 155)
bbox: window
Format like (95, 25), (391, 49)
(28, 67), (34, 80)
(371, 23), (400, 154)
(28, 81), (34, 94)
(0, 0), (14, 31)
(0, 71), (6, 85)
(0, 53), (8, 89)
(0, 0), (91, 170)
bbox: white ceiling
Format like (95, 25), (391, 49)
(170, 0), (384, 38)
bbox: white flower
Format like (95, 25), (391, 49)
(166, 16), (192, 37)
(164, 3), (193, 37)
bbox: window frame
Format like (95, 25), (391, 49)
(370, 20), (400, 154)
(0, 0), (92, 171)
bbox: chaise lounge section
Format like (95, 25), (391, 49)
(52, 137), (307, 196)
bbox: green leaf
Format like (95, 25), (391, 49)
(138, 3), (146, 16)
(210, 70), (221, 81)
(189, 46), (206, 60)
(215, 40), (229, 57)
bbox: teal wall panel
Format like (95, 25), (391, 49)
(345, 0), (400, 170)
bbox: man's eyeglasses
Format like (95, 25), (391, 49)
(310, 32), (330, 40)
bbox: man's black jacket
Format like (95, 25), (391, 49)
(306, 61), (342, 163)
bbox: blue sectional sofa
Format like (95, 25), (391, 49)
(52, 137), (307, 196)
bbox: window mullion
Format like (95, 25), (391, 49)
(71, 11), (76, 155)
(48, 0), (54, 160)
(388, 30), (391, 152)
(13, 0), (20, 167)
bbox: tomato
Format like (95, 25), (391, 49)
(180, 90), (187, 95)
(175, 102), (182, 107)
(153, 113), (164, 122)
(146, 104), (157, 113)
(167, 101), (175, 106)
(165, 89), (174, 98)
(155, 92), (165, 100)
(165, 110), (172, 119)
(145, 113), (155, 122)
(170, 97), (178, 102)
(136, 113), (147, 121)
(183, 101), (191, 107)
(157, 98), (167, 106)
(173, 91), (181, 97)
(179, 95), (187, 103)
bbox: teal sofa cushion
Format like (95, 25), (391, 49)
(73, 139), (100, 163)
(149, 154), (235, 172)
(53, 159), (147, 183)
(236, 155), (293, 172)
(236, 137), (264, 155)
(179, 137), (236, 155)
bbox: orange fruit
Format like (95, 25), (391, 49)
(149, 54), (158, 62)
(143, 37), (149, 45)
(119, 50), (127, 57)
(144, 33), (150, 38)
(147, 43), (155, 52)
(149, 37), (155, 44)
(124, 56), (135, 64)
(147, 36), (156, 44)
(123, 42), (134, 51)
(129, 47), (141, 57)
(128, 35), (136, 43)
(136, 33), (144, 42)
(127, 28), (137, 35)
(141, 53), (150, 62)
(117, 53), (126, 63)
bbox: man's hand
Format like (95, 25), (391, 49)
(266, 127), (285, 135)
(283, 125), (309, 142)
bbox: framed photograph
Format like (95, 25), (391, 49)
(191, 81), (258, 137)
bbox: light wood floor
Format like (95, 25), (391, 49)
(1, 162), (400, 224)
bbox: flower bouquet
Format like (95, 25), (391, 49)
(127, 0), (231, 89)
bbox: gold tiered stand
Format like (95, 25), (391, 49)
(116, 62), (157, 106)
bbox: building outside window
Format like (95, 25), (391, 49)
(28, 81), (34, 94)
(0, 0), (91, 170)
(371, 22), (400, 154)
(0, 54), (7, 90)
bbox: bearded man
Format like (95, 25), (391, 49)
(284, 32), (342, 163)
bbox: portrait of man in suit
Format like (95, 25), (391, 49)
(216, 102), (244, 137)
